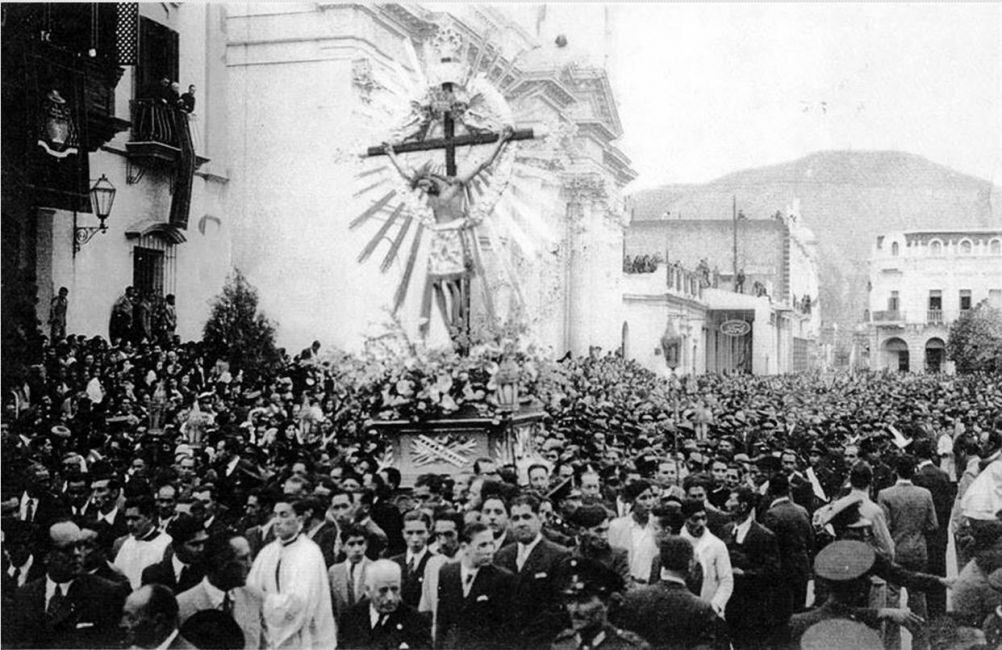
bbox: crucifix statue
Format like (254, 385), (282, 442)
(363, 30), (535, 352)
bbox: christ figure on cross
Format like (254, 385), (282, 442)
(383, 125), (514, 343)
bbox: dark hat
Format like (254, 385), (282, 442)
(800, 619), (882, 650)
(814, 540), (875, 582)
(568, 503), (609, 529)
(557, 557), (624, 599)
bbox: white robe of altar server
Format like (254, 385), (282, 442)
(247, 534), (337, 649)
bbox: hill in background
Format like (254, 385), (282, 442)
(628, 150), (1001, 344)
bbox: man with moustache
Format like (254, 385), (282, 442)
(494, 493), (570, 647)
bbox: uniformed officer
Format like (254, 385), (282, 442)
(787, 540), (923, 645)
(552, 557), (649, 650)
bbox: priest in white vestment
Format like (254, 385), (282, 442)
(247, 497), (337, 649)
(114, 496), (172, 589)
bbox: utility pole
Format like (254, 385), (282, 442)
(732, 195), (738, 290)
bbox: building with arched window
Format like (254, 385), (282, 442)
(867, 229), (1002, 373)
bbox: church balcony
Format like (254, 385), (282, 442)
(125, 100), (208, 182)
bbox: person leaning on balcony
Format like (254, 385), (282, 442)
(180, 85), (196, 113)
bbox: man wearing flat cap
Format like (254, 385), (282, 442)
(569, 504), (631, 588)
(552, 557), (648, 650)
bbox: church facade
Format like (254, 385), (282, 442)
(224, 3), (636, 356)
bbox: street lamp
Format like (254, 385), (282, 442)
(74, 174), (116, 254)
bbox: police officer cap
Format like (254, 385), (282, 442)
(568, 503), (609, 529)
(557, 557), (623, 599)
(800, 619), (882, 650)
(814, 540), (875, 582)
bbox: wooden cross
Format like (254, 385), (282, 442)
(364, 84), (533, 176)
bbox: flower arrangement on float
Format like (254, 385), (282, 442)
(347, 316), (565, 424)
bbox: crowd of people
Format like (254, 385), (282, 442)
(2, 329), (1001, 649)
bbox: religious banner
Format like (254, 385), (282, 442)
(24, 51), (92, 212)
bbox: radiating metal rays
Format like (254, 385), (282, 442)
(358, 203), (404, 263)
(349, 190), (397, 230)
(393, 223), (424, 314)
(381, 215), (413, 273)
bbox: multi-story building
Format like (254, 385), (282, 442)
(867, 229), (1002, 372)
(2, 3), (232, 351)
(623, 204), (821, 373)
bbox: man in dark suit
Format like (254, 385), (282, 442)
(614, 535), (730, 650)
(781, 450), (821, 514)
(567, 504), (631, 587)
(89, 474), (128, 549)
(339, 559), (432, 650)
(7, 521), (127, 649)
(17, 463), (67, 542)
(435, 521), (516, 649)
(2, 519), (45, 602)
(494, 493), (570, 647)
(77, 527), (130, 588)
(390, 510), (435, 608)
(723, 486), (783, 647)
(123, 583), (195, 649)
(911, 438), (956, 618)
(214, 437), (264, 510)
(760, 474), (814, 618)
(141, 514), (207, 592)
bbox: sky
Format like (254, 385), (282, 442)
(598, 3), (1002, 190)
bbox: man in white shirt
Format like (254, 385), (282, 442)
(608, 480), (659, 584)
(114, 496), (172, 589)
(679, 498), (733, 617)
(247, 497), (336, 649)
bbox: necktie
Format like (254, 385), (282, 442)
(11, 567), (21, 586)
(516, 545), (528, 572)
(178, 564), (191, 588)
(376, 613), (387, 629)
(407, 555), (416, 576)
(463, 572), (475, 597)
(222, 591), (233, 615)
(25, 500), (34, 523)
(46, 585), (66, 618)
(348, 563), (357, 607)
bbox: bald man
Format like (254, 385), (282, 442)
(338, 559), (432, 650)
(122, 584), (192, 649)
(8, 521), (127, 648)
